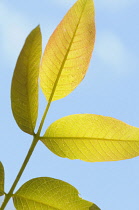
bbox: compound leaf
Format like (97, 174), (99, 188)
(11, 26), (42, 135)
(13, 177), (100, 210)
(41, 114), (139, 162)
(0, 162), (4, 196)
(40, 0), (95, 101)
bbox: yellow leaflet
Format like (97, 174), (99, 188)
(0, 162), (4, 196)
(11, 26), (42, 135)
(40, 0), (95, 101)
(42, 114), (139, 162)
(13, 177), (100, 210)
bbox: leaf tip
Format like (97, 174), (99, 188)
(89, 203), (101, 210)
(36, 24), (41, 30)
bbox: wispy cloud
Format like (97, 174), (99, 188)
(1, 0), (76, 62)
(95, 31), (137, 74)
(98, 0), (136, 11)
(1, 2), (29, 61)
(51, 0), (76, 9)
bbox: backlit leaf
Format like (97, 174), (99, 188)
(40, 0), (95, 101)
(13, 177), (100, 210)
(42, 114), (139, 162)
(11, 26), (42, 135)
(0, 162), (4, 196)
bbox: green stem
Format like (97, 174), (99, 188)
(1, 101), (52, 209)
(0, 136), (39, 210)
(37, 101), (52, 136)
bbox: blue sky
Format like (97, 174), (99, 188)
(1, 0), (139, 209)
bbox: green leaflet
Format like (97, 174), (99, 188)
(11, 26), (42, 135)
(40, 0), (95, 101)
(13, 177), (100, 210)
(41, 114), (139, 162)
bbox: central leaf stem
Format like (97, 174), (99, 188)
(37, 101), (52, 136)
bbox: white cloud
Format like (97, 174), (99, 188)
(1, 2), (29, 61)
(95, 31), (137, 74)
(98, 0), (137, 11)
(51, 0), (76, 9)
(1, 0), (76, 63)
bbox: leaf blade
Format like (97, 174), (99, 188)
(0, 162), (5, 196)
(40, 0), (95, 101)
(13, 177), (100, 210)
(42, 114), (139, 162)
(11, 26), (42, 134)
